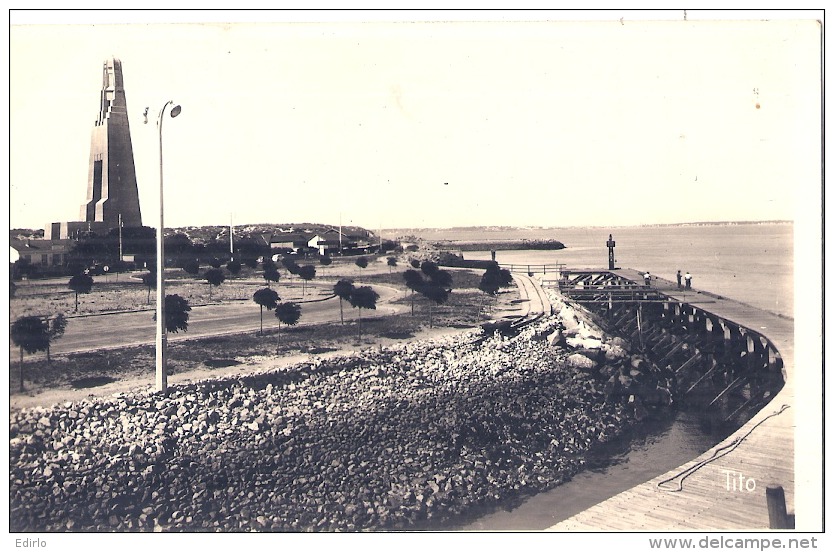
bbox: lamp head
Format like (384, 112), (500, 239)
(170, 104), (182, 118)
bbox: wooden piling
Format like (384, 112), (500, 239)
(766, 484), (793, 529)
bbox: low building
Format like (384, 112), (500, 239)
(10, 239), (74, 270)
(319, 228), (376, 254)
(269, 233), (315, 254)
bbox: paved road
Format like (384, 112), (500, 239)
(18, 283), (405, 357)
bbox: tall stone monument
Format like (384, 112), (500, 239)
(80, 57), (142, 229)
(46, 57), (142, 240)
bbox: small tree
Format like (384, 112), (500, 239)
(281, 256), (299, 272)
(420, 260), (439, 278)
(274, 301), (302, 349)
(499, 268), (513, 287)
(10, 316), (50, 392)
(478, 271), (501, 297)
(297, 264), (317, 296)
(183, 259), (201, 276)
(355, 256), (369, 271)
(348, 285), (379, 340)
(424, 268), (453, 328)
(333, 279), (355, 325)
(263, 259), (281, 288)
(403, 269), (423, 316)
(205, 268), (226, 300)
(141, 269), (156, 305)
(66, 260), (86, 276)
(478, 265), (501, 319)
(282, 257), (299, 286)
(164, 294), (191, 333)
(421, 281), (450, 328)
(226, 260), (242, 276)
(253, 287), (280, 335)
(165, 294), (191, 333)
(387, 256), (398, 273)
(46, 314), (68, 364)
(68, 273), (94, 312)
(319, 256), (332, 270)
(431, 267), (452, 287)
(479, 262), (514, 296)
(404, 265), (453, 327)
(410, 259), (420, 269)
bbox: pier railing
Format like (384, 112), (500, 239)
(499, 263), (565, 274)
(557, 270), (666, 303)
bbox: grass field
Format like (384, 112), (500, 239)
(9, 255), (481, 319)
(9, 261), (513, 403)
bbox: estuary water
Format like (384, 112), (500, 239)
(449, 410), (734, 531)
(430, 222), (793, 530)
(460, 222), (793, 318)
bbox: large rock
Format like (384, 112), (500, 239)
(610, 337), (631, 352)
(566, 353), (598, 370)
(575, 322), (602, 341)
(602, 344), (628, 360)
(566, 336), (603, 350)
(558, 306), (581, 334)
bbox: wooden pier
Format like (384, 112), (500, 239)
(547, 268), (796, 531)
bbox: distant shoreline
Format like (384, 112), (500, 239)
(433, 239), (566, 252)
(387, 220), (792, 235)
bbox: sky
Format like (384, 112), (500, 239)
(8, 10), (822, 232)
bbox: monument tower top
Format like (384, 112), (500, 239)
(80, 56), (142, 231)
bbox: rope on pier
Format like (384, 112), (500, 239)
(656, 404), (791, 493)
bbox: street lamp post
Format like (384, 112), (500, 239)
(152, 101), (181, 394)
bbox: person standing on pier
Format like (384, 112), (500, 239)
(676, 270), (682, 289)
(684, 271), (692, 289)
(644, 271), (651, 287)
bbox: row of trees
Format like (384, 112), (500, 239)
(400, 260), (513, 326)
(58, 249), (380, 315)
(402, 261), (453, 327)
(333, 279), (380, 339)
(64, 252), (512, 323)
(12, 252), (339, 391)
(134, 256), (314, 306)
(58, 252), (323, 315)
(245, 255), (448, 331)
(251, 287), (302, 343)
(12, 257), (517, 393)
(73, 227), (268, 273)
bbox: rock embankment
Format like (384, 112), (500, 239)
(546, 287), (676, 420)
(10, 310), (663, 532)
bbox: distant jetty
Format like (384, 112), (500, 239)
(433, 239), (566, 252)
